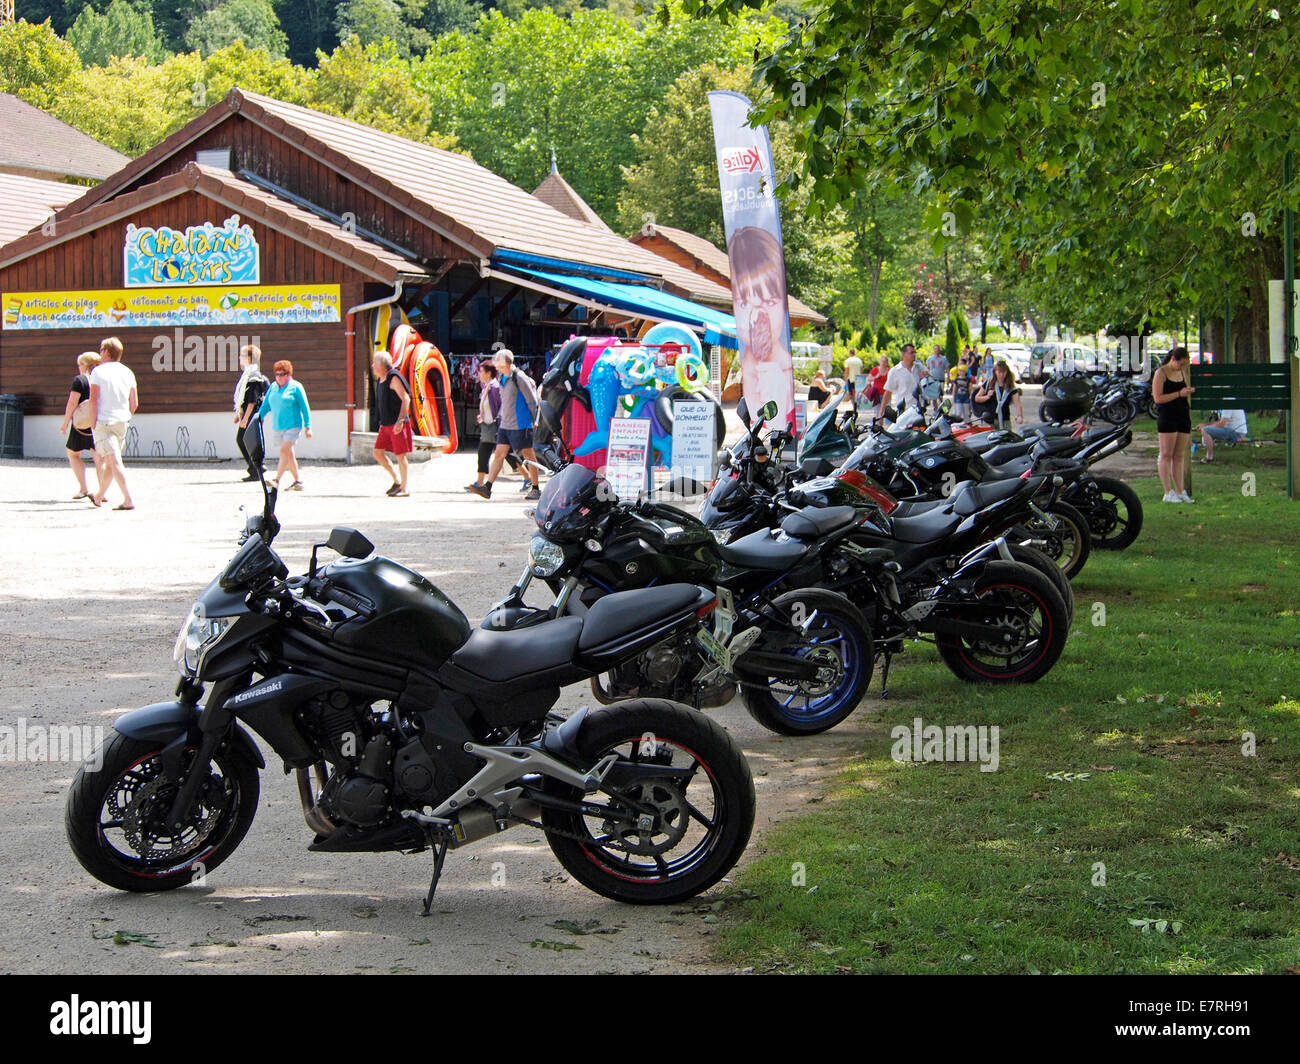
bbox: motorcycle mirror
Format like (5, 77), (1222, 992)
(736, 396), (751, 428)
(327, 527), (374, 560)
(757, 400), (779, 424)
(940, 398), (953, 415)
(881, 405), (899, 422)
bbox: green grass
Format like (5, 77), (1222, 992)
(715, 445), (1300, 973)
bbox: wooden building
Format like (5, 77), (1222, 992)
(0, 90), (755, 459)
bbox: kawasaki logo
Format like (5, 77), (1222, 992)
(720, 145), (764, 174)
(230, 679), (283, 705)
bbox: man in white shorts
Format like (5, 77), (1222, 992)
(88, 336), (138, 510)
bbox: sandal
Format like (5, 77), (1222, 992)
(290, 481), (304, 491)
(113, 504), (135, 511)
(73, 491), (89, 500)
(1198, 458), (1213, 464)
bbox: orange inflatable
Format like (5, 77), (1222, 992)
(409, 341), (457, 452)
(388, 324), (418, 376)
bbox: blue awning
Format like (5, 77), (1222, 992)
(495, 263), (738, 349)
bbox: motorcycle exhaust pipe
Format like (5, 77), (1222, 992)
(296, 762), (337, 836)
(450, 800), (543, 847)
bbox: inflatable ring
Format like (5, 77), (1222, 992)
(675, 353), (708, 393)
(642, 321), (703, 361)
(619, 347), (656, 387)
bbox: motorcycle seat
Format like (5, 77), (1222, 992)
(577, 585), (707, 651)
(1034, 436), (1083, 458)
(979, 442), (1033, 465)
(452, 585), (711, 682)
(718, 530), (812, 571)
(951, 477), (1029, 516)
(780, 505), (857, 540)
(451, 616), (584, 681)
(982, 455), (1035, 480)
(889, 509), (963, 543)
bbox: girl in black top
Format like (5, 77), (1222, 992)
(1152, 347), (1194, 502)
(58, 351), (100, 499)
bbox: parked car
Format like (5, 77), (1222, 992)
(986, 342), (1033, 379)
(1029, 341), (1100, 382)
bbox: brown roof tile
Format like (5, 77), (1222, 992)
(0, 94), (130, 182)
(532, 169), (615, 233)
(0, 173), (85, 247)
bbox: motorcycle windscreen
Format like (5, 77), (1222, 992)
(534, 463), (606, 542)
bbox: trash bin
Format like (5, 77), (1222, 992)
(0, 394), (23, 458)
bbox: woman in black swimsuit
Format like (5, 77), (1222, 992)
(58, 351), (101, 500)
(1153, 347), (1194, 502)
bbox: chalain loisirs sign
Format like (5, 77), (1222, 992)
(124, 215), (259, 286)
(2, 284), (341, 330)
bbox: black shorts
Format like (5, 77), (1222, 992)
(1157, 406), (1191, 435)
(66, 426), (94, 452)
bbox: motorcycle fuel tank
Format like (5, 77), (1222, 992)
(318, 556), (471, 667)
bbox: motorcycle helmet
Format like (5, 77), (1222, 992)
(1040, 376), (1093, 422)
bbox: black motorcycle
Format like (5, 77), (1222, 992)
(66, 453), (755, 911)
(500, 412), (876, 736)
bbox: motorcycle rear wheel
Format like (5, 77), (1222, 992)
(935, 560), (1069, 683)
(542, 700), (754, 904)
(66, 731), (260, 892)
(738, 589), (874, 735)
(1088, 476), (1143, 551)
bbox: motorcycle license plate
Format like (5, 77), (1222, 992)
(695, 627), (732, 674)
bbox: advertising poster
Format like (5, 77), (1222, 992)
(2, 285), (342, 330)
(671, 400), (717, 494)
(606, 417), (652, 502)
(708, 89), (795, 431)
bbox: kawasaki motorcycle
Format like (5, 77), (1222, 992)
(65, 451), (755, 911)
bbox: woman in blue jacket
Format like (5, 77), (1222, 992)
(258, 359), (313, 491)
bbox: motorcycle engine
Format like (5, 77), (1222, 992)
(641, 644), (682, 686)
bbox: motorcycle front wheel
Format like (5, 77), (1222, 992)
(66, 730), (260, 892)
(1017, 500), (1091, 580)
(935, 560), (1069, 683)
(738, 589), (874, 735)
(542, 700), (755, 904)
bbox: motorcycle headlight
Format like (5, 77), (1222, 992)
(529, 534), (566, 578)
(173, 605), (237, 677)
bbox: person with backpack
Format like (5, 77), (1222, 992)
(234, 344), (269, 481)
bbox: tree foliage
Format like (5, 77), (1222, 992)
(67, 1), (168, 66)
(679, 0), (1298, 347)
(185, 0), (288, 59)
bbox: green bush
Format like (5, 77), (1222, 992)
(944, 314), (961, 363)
(858, 323), (875, 350)
(956, 312), (972, 342)
(875, 322), (892, 349)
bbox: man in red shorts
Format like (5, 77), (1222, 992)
(371, 352), (413, 496)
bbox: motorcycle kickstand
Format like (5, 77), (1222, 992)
(879, 652), (893, 699)
(416, 823), (453, 917)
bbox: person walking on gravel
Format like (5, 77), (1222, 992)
(233, 344), (269, 482)
(60, 351), (101, 500)
(471, 349), (540, 501)
(371, 351), (413, 497)
(87, 337), (137, 510)
(257, 360), (312, 492)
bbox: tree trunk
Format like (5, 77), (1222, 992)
(1203, 315), (1225, 362)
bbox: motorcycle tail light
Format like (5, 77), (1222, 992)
(696, 598), (718, 619)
